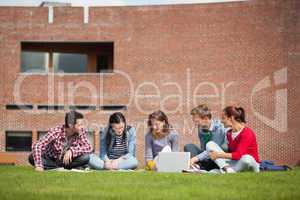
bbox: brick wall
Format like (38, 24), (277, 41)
(0, 0), (299, 166)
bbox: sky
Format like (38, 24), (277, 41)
(0, 0), (245, 7)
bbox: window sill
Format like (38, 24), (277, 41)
(19, 72), (115, 75)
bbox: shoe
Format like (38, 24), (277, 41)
(224, 167), (236, 173)
(209, 169), (222, 174)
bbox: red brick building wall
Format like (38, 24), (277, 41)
(0, 0), (299, 166)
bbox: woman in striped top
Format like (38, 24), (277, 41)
(88, 112), (138, 170)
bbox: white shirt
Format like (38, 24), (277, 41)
(231, 127), (245, 140)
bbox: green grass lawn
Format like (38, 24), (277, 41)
(0, 166), (299, 200)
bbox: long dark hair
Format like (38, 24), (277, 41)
(223, 106), (246, 123)
(106, 112), (127, 149)
(147, 110), (171, 139)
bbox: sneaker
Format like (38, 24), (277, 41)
(221, 166), (236, 173)
(209, 169), (222, 174)
(224, 167), (236, 173)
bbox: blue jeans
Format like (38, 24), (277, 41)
(88, 154), (138, 170)
(206, 141), (260, 172)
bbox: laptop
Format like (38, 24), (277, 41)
(157, 152), (190, 173)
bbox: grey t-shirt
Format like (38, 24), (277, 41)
(145, 130), (179, 162)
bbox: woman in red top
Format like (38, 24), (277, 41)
(206, 106), (260, 173)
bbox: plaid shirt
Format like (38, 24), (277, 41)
(32, 125), (92, 168)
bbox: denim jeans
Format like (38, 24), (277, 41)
(206, 141), (260, 172)
(88, 153), (138, 170)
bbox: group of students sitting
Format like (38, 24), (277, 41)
(29, 104), (260, 173)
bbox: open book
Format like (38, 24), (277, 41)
(48, 168), (92, 173)
(182, 164), (209, 174)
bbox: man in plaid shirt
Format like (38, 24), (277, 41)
(28, 111), (92, 171)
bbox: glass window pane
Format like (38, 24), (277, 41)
(6, 131), (32, 152)
(21, 51), (48, 73)
(53, 52), (87, 73)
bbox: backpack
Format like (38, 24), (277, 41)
(259, 160), (292, 171)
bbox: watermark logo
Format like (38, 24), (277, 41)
(251, 68), (287, 133)
(11, 67), (288, 134)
